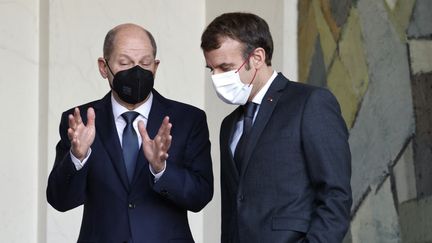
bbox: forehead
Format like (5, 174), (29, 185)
(111, 29), (153, 58)
(204, 38), (244, 66)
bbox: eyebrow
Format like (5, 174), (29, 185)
(117, 54), (153, 60)
(206, 62), (235, 70)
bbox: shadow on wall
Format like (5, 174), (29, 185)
(298, 0), (432, 242)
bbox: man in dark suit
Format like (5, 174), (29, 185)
(47, 23), (213, 243)
(201, 12), (352, 243)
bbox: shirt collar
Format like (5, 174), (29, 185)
(111, 92), (153, 120)
(252, 70), (278, 105)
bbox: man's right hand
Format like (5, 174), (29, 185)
(68, 107), (96, 161)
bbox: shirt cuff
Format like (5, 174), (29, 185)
(70, 148), (92, 171)
(149, 162), (166, 183)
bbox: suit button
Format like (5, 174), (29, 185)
(128, 203), (135, 209)
(238, 195), (244, 202)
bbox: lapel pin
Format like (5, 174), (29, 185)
(267, 97), (273, 102)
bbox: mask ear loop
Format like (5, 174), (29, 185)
(235, 52), (253, 74)
(105, 59), (117, 91)
(248, 69), (258, 87)
(234, 52), (257, 87)
(104, 59), (115, 76)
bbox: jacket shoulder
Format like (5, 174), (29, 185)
(153, 89), (205, 117)
(282, 78), (337, 102)
(60, 93), (110, 122)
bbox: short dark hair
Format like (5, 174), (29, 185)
(201, 12), (273, 66)
(103, 27), (157, 60)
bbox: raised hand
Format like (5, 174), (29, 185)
(68, 107), (96, 161)
(138, 116), (172, 173)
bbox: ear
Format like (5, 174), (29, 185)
(97, 57), (109, 79)
(250, 47), (266, 69)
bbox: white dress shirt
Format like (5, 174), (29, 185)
(71, 92), (166, 181)
(230, 70), (278, 155)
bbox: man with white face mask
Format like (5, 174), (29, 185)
(201, 12), (352, 243)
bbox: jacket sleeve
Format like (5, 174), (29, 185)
(151, 110), (214, 212)
(46, 111), (89, 212)
(301, 88), (352, 243)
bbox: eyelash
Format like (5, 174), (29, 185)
(119, 62), (151, 67)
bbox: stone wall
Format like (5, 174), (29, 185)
(298, 0), (432, 242)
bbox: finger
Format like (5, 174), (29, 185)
(165, 135), (172, 151)
(161, 132), (171, 147)
(74, 107), (82, 124)
(162, 117), (172, 138)
(157, 117), (168, 136)
(157, 137), (164, 151)
(157, 135), (169, 155)
(72, 136), (80, 147)
(160, 151), (169, 161)
(68, 114), (76, 130)
(163, 116), (170, 125)
(162, 151), (169, 160)
(69, 130), (79, 147)
(164, 122), (172, 137)
(160, 135), (172, 152)
(67, 127), (75, 141)
(70, 138), (81, 158)
(87, 107), (96, 127)
(164, 117), (172, 136)
(155, 134), (162, 146)
(138, 120), (151, 142)
(160, 116), (172, 136)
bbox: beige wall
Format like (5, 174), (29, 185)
(0, 0), (40, 242)
(0, 0), (297, 242)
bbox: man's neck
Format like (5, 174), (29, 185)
(249, 66), (274, 101)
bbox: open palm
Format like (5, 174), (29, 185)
(67, 107), (96, 161)
(138, 116), (172, 173)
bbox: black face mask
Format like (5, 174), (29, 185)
(106, 61), (154, 105)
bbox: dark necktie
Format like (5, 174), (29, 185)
(234, 102), (258, 172)
(122, 111), (140, 183)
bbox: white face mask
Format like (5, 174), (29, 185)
(211, 70), (253, 105)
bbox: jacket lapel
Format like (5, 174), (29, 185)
(220, 107), (242, 183)
(239, 74), (289, 177)
(94, 93), (130, 192)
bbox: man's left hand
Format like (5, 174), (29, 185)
(138, 116), (172, 173)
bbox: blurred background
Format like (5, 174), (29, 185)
(0, 0), (430, 242)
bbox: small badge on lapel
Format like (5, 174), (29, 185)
(267, 97), (274, 102)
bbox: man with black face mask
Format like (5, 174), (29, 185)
(47, 23), (213, 243)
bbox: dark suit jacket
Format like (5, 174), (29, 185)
(47, 90), (213, 243)
(220, 74), (352, 243)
